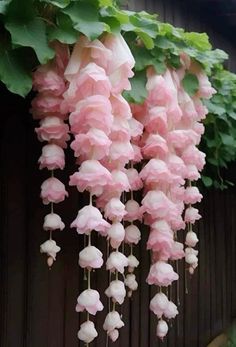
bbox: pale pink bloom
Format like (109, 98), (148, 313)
(178, 89), (198, 120)
(125, 225), (141, 245)
(167, 130), (199, 150)
(185, 247), (198, 265)
(105, 280), (126, 304)
(193, 97), (208, 120)
(145, 106), (168, 135)
(71, 205), (110, 235)
(185, 164), (201, 181)
(31, 93), (67, 119)
(104, 198), (127, 222)
(150, 293), (169, 318)
(43, 213), (65, 231)
(185, 231), (199, 247)
(182, 145), (205, 171)
(79, 245), (103, 269)
(106, 251), (129, 273)
(164, 301), (178, 319)
(41, 177), (68, 205)
(124, 200), (142, 222)
(69, 95), (113, 134)
(33, 64), (66, 96)
(35, 116), (70, 148)
(110, 117), (131, 143)
(141, 191), (177, 220)
(76, 289), (103, 315)
(126, 168), (143, 191)
(95, 189), (121, 209)
(40, 239), (60, 260)
(64, 62), (111, 104)
(156, 320), (168, 340)
(110, 93), (132, 119)
(69, 160), (112, 196)
(184, 186), (203, 204)
(109, 141), (134, 164)
(167, 154), (186, 178)
(163, 69), (183, 124)
(193, 121), (205, 136)
(128, 117), (144, 139)
(197, 72), (216, 99)
(147, 261), (179, 286)
(125, 273), (138, 291)
(71, 128), (111, 160)
(38, 144), (65, 170)
(185, 207), (201, 223)
(103, 310), (125, 333)
(52, 41), (70, 74)
(132, 143), (143, 163)
(107, 222), (125, 249)
(127, 255), (139, 272)
(142, 134), (168, 159)
(103, 34), (135, 93)
(109, 329), (119, 342)
(147, 227), (174, 259)
(170, 241), (185, 261)
(140, 159), (173, 185)
(78, 321), (98, 344)
(109, 170), (130, 193)
(146, 70), (172, 106)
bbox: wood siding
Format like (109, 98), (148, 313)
(1, 1), (236, 346)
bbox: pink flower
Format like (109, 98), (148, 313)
(146, 71), (172, 106)
(106, 251), (128, 273)
(164, 301), (178, 319)
(43, 213), (65, 231)
(142, 134), (168, 159)
(104, 198), (127, 222)
(182, 145), (205, 171)
(108, 170), (130, 193)
(167, 154), (186, 178)
(124, 200), (142, 222)
(76, 289), (103, 315)
(185, 164), (201, 181)
(127, 255), (139, 272)
(71, 128), (111, 160)
(144, 106), (168, 135)
(69, 95), (113, 135)
(170, 241), (185, 261)
(33, 64), (66, 96)
(79, 245), (103, 269)
(103, 34), (135, 93)
(35, 116), (70, 148)
(126, 168), (143, 191)
(167, 130), (199, 150)
(69, 160), (112, 196)
(140, 159), (173, 185)
(109, 329), (119, 342)
(105, 280), (126, 304)
(52, 41), (70, 74)
(184, 186), (203, 204)
(147, 261), (179, 286)
(40, 239), (60, 260)
(156, 320), (168, 340)
(110, 117), (131, 142)
(124, 225), (141, 245)
(185, 207), (201, 223)
(141, 191), (177, 220)
(71, 205), (110, 235)
(128, 117), (144, 139)
(185, 231), (199, 247)
(78, 321), (98, 344)
(107, 222), (125, 249)
(31, 93), (67, 119)
(38, 144), (65, 170)
(125, 273), (138, 291)
(64, 62), (111, 104)
(110, 93), (132, 119)
(103, 311), (125, 333)
(196, 72), (216, 99)
(147, 227), (174, 259)
(109, 141), (134, 164)
(40, 177), (68, 204)
(150, 293), (169, 318)
(132, 143), (143, 163)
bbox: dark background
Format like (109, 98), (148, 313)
(1, 1), (236, 346)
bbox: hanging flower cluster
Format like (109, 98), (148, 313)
(131, 54), (215, 339)
(31, 42), (70, 267)
(63, 34), (138, 344)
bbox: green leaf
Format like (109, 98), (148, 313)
(131, 45), (153, 71)
(182, 73), (199, 96)
(63, 1), (109, 40)
(0, 48), (32, 97)
(48, 13), (78, 44)
(136, 30), (154, 49)
(201, 175), (213, 187)
(40, 0), (70, 8)
(129, 13), (159, 38)
(123, 70), (147, 104)
(183, 32), (211, 51)
(5, 17), (55, 64)
(99, 0), (113, 5)
(167, 53), (181, 69)
(220, 133), (235, 146)
(204, 100), (225, 116)
(0, 0), (12, 14)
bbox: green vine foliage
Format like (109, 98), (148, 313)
(0, 0), (235, 189)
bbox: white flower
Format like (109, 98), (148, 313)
(77, 321), (98, 343)
(40, 239), (60, 260)
(43, 213), (65, 231)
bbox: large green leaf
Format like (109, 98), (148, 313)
(5, 17), (55, 64)
(63, 1), (109, 40)
(0, 49), (32, 97)
(182, 73), (199, 96)
(123, 70), (147, 104)
(48, 13), (78, 44)
(40, 0), (70, 8)
(0, 0), (12, 14)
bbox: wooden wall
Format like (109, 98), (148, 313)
(1, 1), (236, 347)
